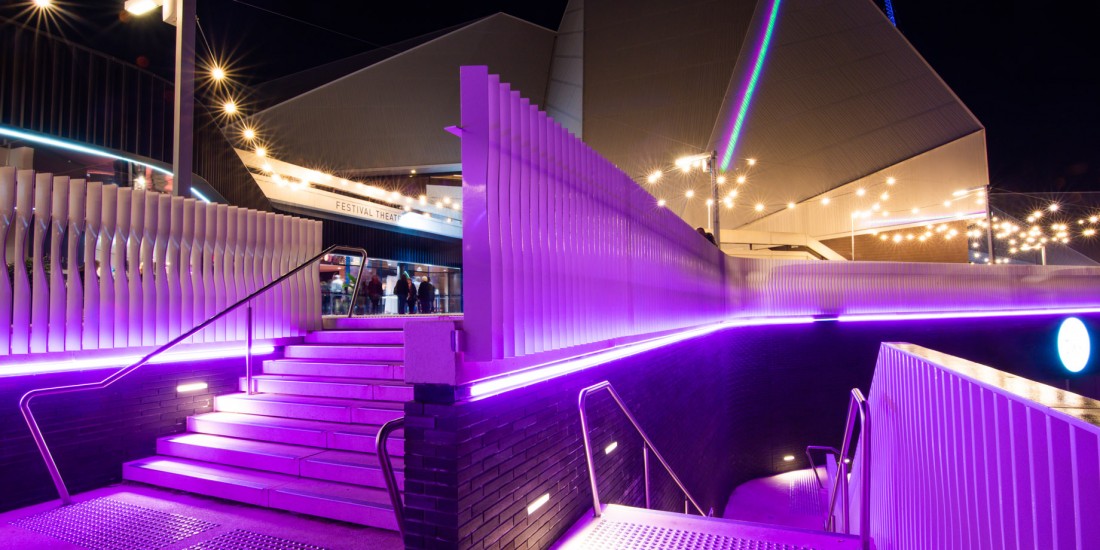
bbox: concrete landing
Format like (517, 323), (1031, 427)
(553, 504), (861, 550)
(0, 484), (401, 550)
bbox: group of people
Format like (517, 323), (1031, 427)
(365, 272), (436, 315)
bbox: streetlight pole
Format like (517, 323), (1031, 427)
(126, 0), (194, 198)
(984, 183), (995, 264)
(708, 151), (719, 246)
(170, 0), (194, 199)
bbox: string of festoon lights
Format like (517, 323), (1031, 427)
(642, 156), (911, 217)
(642, 151), (1099, 265)
(197, 56), (461, 224)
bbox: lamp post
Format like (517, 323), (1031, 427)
(984, 183), (995, 264)
(125, 0), (193, 199)
(676, 151), (720, 244)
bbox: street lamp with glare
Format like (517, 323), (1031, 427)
(675, 152), (720, 241)
(124, 0), (194, 199)
(33, 0), (53, 8)
(124, 0), (160, 15)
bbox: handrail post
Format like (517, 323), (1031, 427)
(376, 417), (406, 539)
(643, 446), (650, 509)
(245, 302), (254, 396)
(345, 252), (367, 318)
(840, 456), (850, 533)
(858, 395), (871, 550)
(578, 383), (605, 517)
(822, 388), (871, 550)
(19, 393), (71, 505)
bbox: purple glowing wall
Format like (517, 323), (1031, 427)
(0, 167), (322, 362)
(853, 343), (1100, 549)
(459, 67), (1100, 385)
(459, 66), (728, 369)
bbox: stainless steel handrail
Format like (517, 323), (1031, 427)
(20, 244), (368, 505)
(578, 381), (705, 518)
(376, 416), (405, 538)
(822, 388), (871, 550)
(804, 445), (840, 489)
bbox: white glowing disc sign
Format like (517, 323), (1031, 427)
(1057, 317), (1090, 373)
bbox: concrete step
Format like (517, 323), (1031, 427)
(239, 375), (413, 402)
(123, 457), (397, 530)
(157, 433), (322, 476)
(214, 393), (404, 425)
(305, 330), (404, 345)
(262, 359), (404, 381)
(323, 315), (461, 330)
(301, 450), (404, 490)
(188, 412), (404, 455)
(156, 433), (403, 490)
(284, 344), (403, 362)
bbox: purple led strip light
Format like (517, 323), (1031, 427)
(0, 343), (276, 377)
(466, 306), (1100, 399)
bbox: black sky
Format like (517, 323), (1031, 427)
(5, 0), (1100, 197)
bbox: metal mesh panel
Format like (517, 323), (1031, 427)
(183, 529), (326, 550)
(580, 519), (813, 550)
(788, 470), (826, 517)
(9, 497), (217, 549)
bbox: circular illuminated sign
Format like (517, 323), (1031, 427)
(1057, 317), (1090, 373)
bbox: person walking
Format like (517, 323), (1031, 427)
(395, 272), (411, 315)
(367, 274), (384, 314)
(407, 275), (419, 314)
(417, 276), (436, 314)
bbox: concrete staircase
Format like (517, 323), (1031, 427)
(123, 317), (413, 531)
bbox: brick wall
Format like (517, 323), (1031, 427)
(0, 351), (273, 512)
(403, 314), (1100, 549)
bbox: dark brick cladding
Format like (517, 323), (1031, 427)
(0, 352), (272, 512)
(403, 314), (1100, 549)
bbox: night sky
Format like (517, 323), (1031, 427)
(5, 0), (1099, 197)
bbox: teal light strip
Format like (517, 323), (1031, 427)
(0, 125), (211, 202)
(720, 0), (782, 171)
(0, 125), (172, 176)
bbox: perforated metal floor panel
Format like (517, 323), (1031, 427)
(580, 520), (812, 550)
(553, 505), (863, 550)
(183, 529), (327, 549)
(9, 497), (218, 549)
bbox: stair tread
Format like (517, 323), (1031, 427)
(125, 456), (299, 489)
(304, 449), (404, 470)
(265, 358), (404, 366)
(124, 456), (394, 508)
(160, 433), (326, 460)
(248, 374), (410, 387)
(192, 412), (401, 436)
(286, 344), (403, 349)
(323, 315), (460, 331)
(310, 330), (404, 334)
(217, 392), (405, 410)
(272, 477), (392, 507)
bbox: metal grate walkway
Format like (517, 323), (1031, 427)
(553, 505), (862, 550)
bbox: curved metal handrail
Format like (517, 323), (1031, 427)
(20, 244), (368, 505)
(823, 388), (871, 550)
(376, 416), (405, 538)
(578, 381), (705, 517)
(804, 445), (840, 489)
